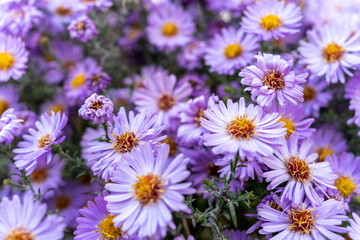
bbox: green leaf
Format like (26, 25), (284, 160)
(228, 201), (237, 228)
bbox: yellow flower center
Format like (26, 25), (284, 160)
(31, 168), (48, 183)
(286, 156), (311, 182)
(38, 134), (52, 149)
(323, 43), (345, 63)
(263, 70), (284, 90)
(71, 74), (86, 89)
(194, 108), (206, 127)
(227, 116), (256, 140)
(223, 43), (243, 59)
(0, 52), (15, 71)
(76, 22), (86, 30)
(288, 207), (315, 234)
(161, 136), (177, 157)
(55, 5), (72, 16)
(279, 116), (296, 139)
(0, 100), (9, 115)
(50, 104), (65, 114)
(162, 22), (178, 37)
(90, 100), (104, 110)
(315, 147), (333, 162)
(111, 131), (138, 154)
(158, 94), (176, 112)
(95, 214), (124, 239)
(5, 227), (34, 240)
(56, 195), (71, 210)
(269, 201), (282, 211)
(133, 174), (165, 205)
(260, 14), (282, 31)
(303, 85), (317, 102)
(334, 175), (356, 198)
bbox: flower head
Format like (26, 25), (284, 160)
(86, 71), (112, 93)
(13, 111), (68, 175)
(68, 15), (98, 42)
(105, 143), (195, 239)
(78, 93), (114, 125)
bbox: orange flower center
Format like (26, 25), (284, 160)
(56, 195), (71, 210)
(260, 14), (282, 31)
(162, 22), (178, 37)
(226, 115), (256, 140)
(0, 52), (15, 71)
(323, 43), (345, 63)
(55, 5), (72, 16)
(286, 156), (311, 182)
(303, 85), (317, 102)
(288, 207), (315, 234)
(224, 43), (243, 59)
(263, 70), (284, 90)
(5, 227), (34, 240)
(31, 168), (48, 183)
(90, 100), (104, 110)
(133, 174), (165, 205)
(111, 131), (138, 154)
(95, 213), (124, 239)
(158, 94), (176, 112)
(38, 134), (52, 149)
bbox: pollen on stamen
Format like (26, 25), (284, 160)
(157, 94), (176, 112)
(71, 74), (86, 89)
(111, 131), (138, 154)
(194, 108), (206, 127)
(90, 100), (104, 110)
(288, 207), (315, 235)
(95, 213), (124, 240)
(303, 85), (317, 102)
(334, 175), (356, 198)
(55, 5), (72, 16)
(263, 70), (285, 90)
(315, 147), (333, 162)
(162, 22), (178, 37)
(323, 42), (345, 63)
(224, 43), (243, 59)
(278, 116), (296, 139)
(260, 14), (282, 31)
(226, 115), (256, 140)
(285, 156), (312, 182)
(0, 52), (15, 71)
(133, 173), (165, 205)
(5, 227), (34, 240)
(38, 134), (52, 149)
(31, 168), (48, 183)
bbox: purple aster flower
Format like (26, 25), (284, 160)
(133, 72), (192, 126)
(14, 109), (37, 136)
(310, 125), (347, 162)
(201, 97), (286, 158)
(86, 71), (112, 93)
(178, 74), (210, 98)
(13, 111), (68, 175)
(345, 72), (360, 99)
(240, 53), (308, 108)
(0, 33), (28, 82)
(0, 108), (22, 144)
(242, 0), (302, 40)
(41, 93), (69, 115)
(0, 84), (20, 114)
(257, 199), (348, 239)
(348, 212), (360, 239)
(80, 126), (106, 168)
(75, 191), (131, 240)
(68, 15), (98, 43)
(204, 27), (259, 75)
(178, 95), (219, 145)
(78, 93), (114, 125)
(146, 2), (195, 51)
(0, 194), (65, 239)
(299, 24), (360, 84)
(177, 39), (206, 70)
(268, 104), (315, 140)
(87, 107), (165, 181)
(327, 152), (360, 200)
(263, 134), (336, 206)
(105, 143), (195, 239)
(301, 74), (333, 117)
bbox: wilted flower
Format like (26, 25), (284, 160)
(78, 93), (114, 125)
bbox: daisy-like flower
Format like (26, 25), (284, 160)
(258, 199), (348, 239)
(201, 97), (286, 158)
(311, 125), (347, 162)
(263, 134), (336, 206)
(105, 143), (195, 239)
(0, 108), (23, 144)
(177, 94), (219, 145)
(0, 194), (65, 240)
(204, 27), (259, 75)
(242, 0), (302, 40)
(301, 74), (333, 117)
(240, 53), (308, 109)
(299, 24), (360, 84)
(327, 152), (360, 199)
(133, 72), (192, 126)
(78, 93), (114, 125)
(348, 212), (360, 239)
(146, 2), (195, 51)
(87, 107), (165, 181)
(75, 191), (130, 240)
(13, 111), (68, 175)
(269, 105), (315, 140)
(0, 34), (28, 82)
(68, 15), (98, 43)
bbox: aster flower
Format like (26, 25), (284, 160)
(263, 134), (336, 206)
(269, 104), (315, 140)
(146, 2), (195, 51)
(108, 88), (131, 109)
(310, 125), (347, 162)
(178, 74), (210, 98)
(0, 108), (22, 144)
(178, 95), (219, 145)
(0, 34), (28, 82)
(0, 194), (65, 240)
(201, 97), (286, 158)
(87, 107), (165, 181)
(204, 27), (259, 75)
(133, 72), (192, 126)
(105, 143), (195, 238)
(348, 212), (360, 239)
(177, 39), (206, 70)
(75, 191), (130, 240)
(301, 74), (333, 117)
(327, 152), (360, 200)
(299, 24), (360, 84)
(68, 15), (98, 42)
(78, 93), (114, 125)
(242, 0), (302, 41)
(46, 0), (83, 31)
(41, 94), (69, 115)
(240, 53), (308, 108)
(13, 111), (68, 175)
(86, 71), (112, 93)
(258, 199), (348, 239)
(80, 127), (106, 168)
(0, 84), (20, 114)
(14, 109), (37, 136)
